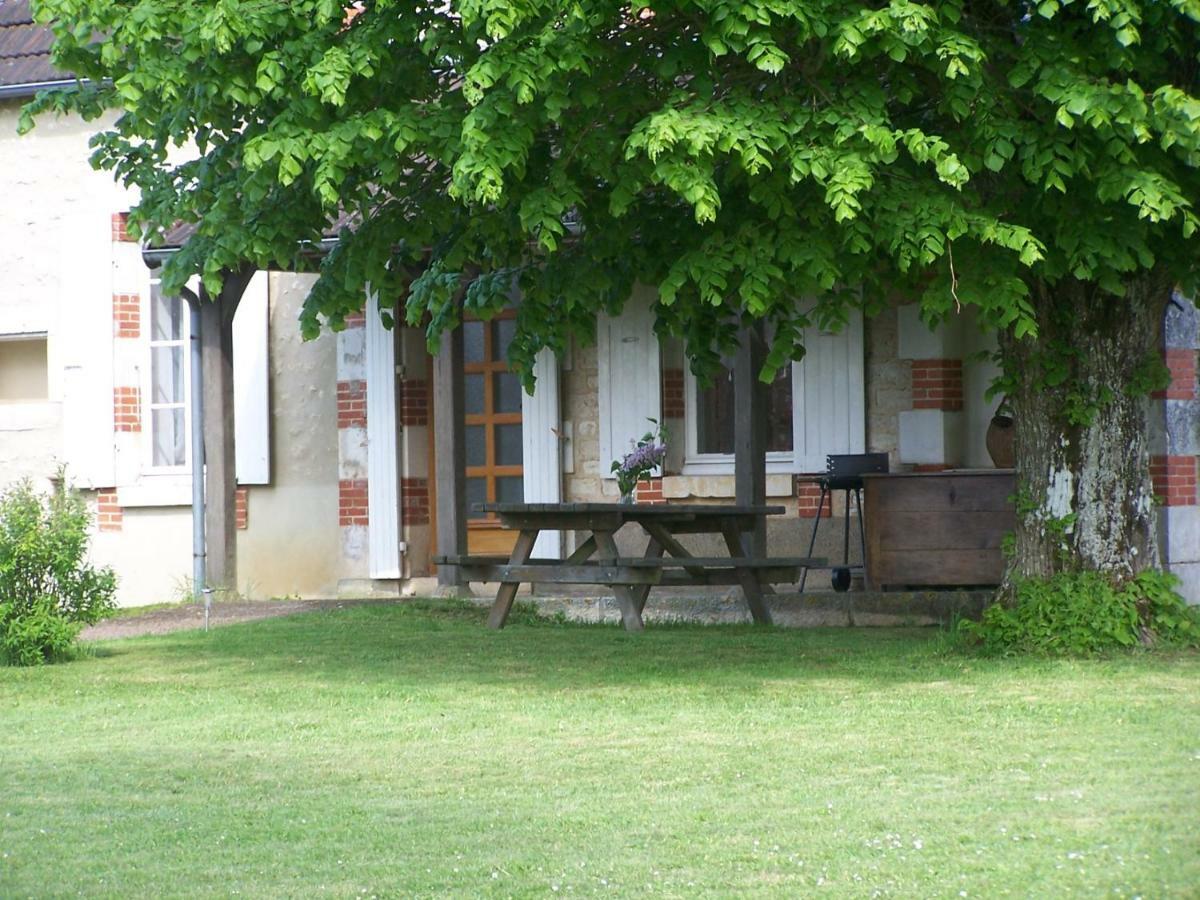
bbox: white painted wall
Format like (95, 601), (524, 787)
(0, 104), (346, 605)
(0, 102), (124, 491)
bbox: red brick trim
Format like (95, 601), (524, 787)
(662, 368), (685, 419)
(399, 378), (429, 427)
(112, 293), (141, 339)
(111, 212), (134, 242)
(235, 488), (248, 530)
(1151, 455), (1198, 507)
(339, 479), (369, 526)
(401, 477), (430, 524)
(796, 479), (832, 518)
(911, 358), (963, 411)
(96, 490), (122, 532)
(114, 386), (142, 432)
(343, 311), (366, 328)
(635, 477), (665, 504)
(336, 380), (367, 429)
(1153, 348), (1197, 401)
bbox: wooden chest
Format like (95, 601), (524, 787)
(862, 470), (1016, 589)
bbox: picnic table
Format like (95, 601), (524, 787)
(434, 502), (825, 632)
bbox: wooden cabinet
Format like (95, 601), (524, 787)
(862, 470), (1015, 589)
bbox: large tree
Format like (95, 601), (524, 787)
(27, 0), (1200, 587)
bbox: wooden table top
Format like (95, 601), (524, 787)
(478, 502), (787, 518)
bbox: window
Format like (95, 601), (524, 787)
(683, 311), (866, 473)
(147, 280), (189, 468)
(133, 272), (271, 489)
(693, 359), (794, 455)
(463, 314), (524, 523)
(686, 357), (796, 472)
(0, 334), (49, 402)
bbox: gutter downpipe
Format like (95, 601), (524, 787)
(145, 245), (208, 623)
(180, 288), (208, 625)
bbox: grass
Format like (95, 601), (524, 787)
(1, 601), (1198, 898)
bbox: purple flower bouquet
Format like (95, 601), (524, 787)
(611, 419), (667, 501)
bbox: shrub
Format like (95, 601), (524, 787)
(957, 570), (1200, 656)
(0, 478), (117, 666)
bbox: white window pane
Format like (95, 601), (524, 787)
(151, 346), (185, 403)
(150, 283), (183, 341)
(152, 407), (186, 466)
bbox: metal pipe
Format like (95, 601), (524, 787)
(0, 79), (77, 100)
(185, 293), (207, 613)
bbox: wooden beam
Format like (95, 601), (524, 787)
(433, 325), (467, 586)
(197, 267), (254, 593)
(734, 323), (768, 557)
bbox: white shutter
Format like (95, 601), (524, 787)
(61, 361), (114, 489)
(792, 309), (865, 471)
(522, 347), (562, 557)
(60, 217), (115, 489)
(365, 291), (402, 579)
(597, 288), (661, 475)
(233, 272), (270, 484)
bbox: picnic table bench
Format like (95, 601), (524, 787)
(433, 502), (825, 632)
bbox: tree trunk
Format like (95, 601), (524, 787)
(197, 266), (255, 594)
(1000, 272), (1171, 587)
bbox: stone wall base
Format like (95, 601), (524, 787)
(444, 588), (990, 628)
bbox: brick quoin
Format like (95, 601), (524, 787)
(235, 488), (249, 530)
(1150, 455), (1198, 507)
(112, 293), (141, 339)
(662, 368), (685, 419)
(96, 490), (122, 532)
(399, 378), (429, 427)
(796, 478), (832, 518)
(339, 479), (370, 526)
(1153, 348), (1198, 401)
(911, 358), (964, 411)
(400, 478), (430, 524)
(113, 386), (142, 432)
(635, 477), (665, 505)
(111, 212), (134, 242)
(336, 380), (367, 429)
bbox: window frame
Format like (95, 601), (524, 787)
(143, 276), (192, 473)
(681, 363), (799, 475)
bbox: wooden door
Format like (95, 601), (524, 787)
(463, 314), (524, 554)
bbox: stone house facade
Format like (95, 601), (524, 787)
(2, 2), (1197, 605)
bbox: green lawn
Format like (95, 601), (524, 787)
(1, 602), (1197, 898)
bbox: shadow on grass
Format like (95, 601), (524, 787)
(102, 597), (1077, 694)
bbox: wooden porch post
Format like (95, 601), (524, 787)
(197, 266), (255, 593)
(434, 325), (467, 586)
(734, 322), (768, 556)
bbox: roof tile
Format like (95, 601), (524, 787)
(0, 0), (69, 88)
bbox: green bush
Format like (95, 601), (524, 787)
(958, 569), (1200, 656)
(0, 478), (117, 666)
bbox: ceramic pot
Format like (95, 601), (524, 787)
(986, 413), (1015, 468)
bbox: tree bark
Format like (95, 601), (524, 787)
(1000, 271), (1171, 587)
(198, 266), (255, 593)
